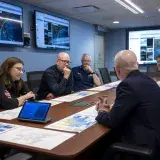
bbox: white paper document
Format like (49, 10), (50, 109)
(88, 85), (112, 91)
(38, 99), (63, 106)
(54, 91), (98, 102)
(0, 124), (75, 150)
(106, 80), (121, 88)
(88, 80), (121, 91)
(0, 122), (18, 134)
(45, 106), (98, 133)
(0, 107), (22, 120)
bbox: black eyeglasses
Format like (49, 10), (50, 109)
(12, 67), (25, 73)
(58, 59), (71, 64)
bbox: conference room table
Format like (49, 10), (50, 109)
(0, 88), (116, 160)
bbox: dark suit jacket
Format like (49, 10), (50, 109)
(96, 70), (160, 149)
(37, 65), (73, 99)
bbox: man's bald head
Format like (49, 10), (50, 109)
(114, 50), (138, 80)
(114, 50), (138, 71)
(56, 52), (70, 71)
(57, 52), (70, 60)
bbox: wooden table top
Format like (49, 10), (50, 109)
(110, 70), (160, 77)
(0, 89), (116, 158)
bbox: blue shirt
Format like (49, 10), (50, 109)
(72, 65), (94, 91)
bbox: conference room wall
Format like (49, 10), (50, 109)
(106, 29), (147, 81)
(0, 0), (95, 80)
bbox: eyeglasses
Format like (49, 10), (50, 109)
(12, 67), (25, 73)
(82, 60), (91, 62)
(58, 59), (71, 64)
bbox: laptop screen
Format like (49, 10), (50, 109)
(18, 101), (51, 121)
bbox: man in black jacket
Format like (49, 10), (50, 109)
(96, 50), (160, 159)
(37, 52), (72, 99)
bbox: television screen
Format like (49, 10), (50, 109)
(128, 29), (160, 64)
(35, 11), (70, 49)
(0, 2), (23, 46)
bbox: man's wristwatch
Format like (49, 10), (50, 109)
(98, 110), (106, 114)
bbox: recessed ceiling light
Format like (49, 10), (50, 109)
(113, 21), (119, 24)
(158, 8), (160, 12)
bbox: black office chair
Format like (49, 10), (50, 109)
(95, 69), (104, 84)
(111, 142), (153, 160)
(147, 65), (157, 72)
(26, 71), (43, 94)
(98, 68), (111, 84)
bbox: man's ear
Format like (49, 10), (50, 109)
(56, 59), (59, 64)
(115, 66), (121, 78)
(115, 67), (119, 74)
(137, 62), (139, 67)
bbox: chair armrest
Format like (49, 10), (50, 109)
(111, 143), (153, 157)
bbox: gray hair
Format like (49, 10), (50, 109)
(81, 53), (91, 61)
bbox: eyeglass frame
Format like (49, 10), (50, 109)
(12, 67), (25, 73)
(82, 59), (91, 62)
(58, 59), (71, 64)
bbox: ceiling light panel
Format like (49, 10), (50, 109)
(115, 0), (138, 14)
(124, 0), (144, 13)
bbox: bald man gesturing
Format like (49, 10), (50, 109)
(37, 52), (73, 99)
(96, 50), (160, 158)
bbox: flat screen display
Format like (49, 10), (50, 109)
(0, 2), (23, 46)
(128, 29), (160, 64)
(35, 11), (70, 49)
(18, 101), (50, 121)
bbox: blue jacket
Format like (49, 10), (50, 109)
(72, 65), (95, 91)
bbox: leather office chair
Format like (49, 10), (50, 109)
(26, 71), (43, 94)
(98, 68), (111, 84)
(95, 69), (104, 84)
(4, 153), (32, 160)
(147, 65), (157, 72)
(111, 142), (153, 160)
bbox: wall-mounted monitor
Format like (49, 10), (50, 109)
(35, 11), (70, 50)
(127, 27), (160, 64)
(0, 1), (23, 46)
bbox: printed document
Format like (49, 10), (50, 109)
(0, 107), (22, 120)
(0, 122), (19, 134)
(54, 91), (98, 102)
(38, 99), (63, 106)
(88, 80), (121, 91)
(0, 124), (75, 150)
(45, 106), (98, 133)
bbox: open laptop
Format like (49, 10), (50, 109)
(17, 101), (52, 123)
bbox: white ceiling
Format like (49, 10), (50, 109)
(19, 0), (160, 29)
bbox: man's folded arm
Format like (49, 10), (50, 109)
(44, 72), (68, 96)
